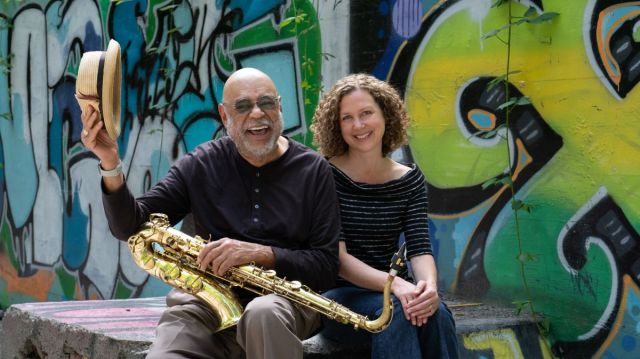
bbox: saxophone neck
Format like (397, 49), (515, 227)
(389, 242), (407, 277)
(363, 242), (407, 332)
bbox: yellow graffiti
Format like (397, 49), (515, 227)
(539, 337), (554, 359)
(463, 328), (525, 358)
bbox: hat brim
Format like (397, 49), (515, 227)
(101, 39), (121, 140)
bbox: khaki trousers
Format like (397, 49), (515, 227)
(146, 289), (321, 359)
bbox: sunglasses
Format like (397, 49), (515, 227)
(224, 95), (280, 114)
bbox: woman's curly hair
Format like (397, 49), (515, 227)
(311, 73), (410, 157)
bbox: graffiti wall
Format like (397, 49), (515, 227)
(379, 0), (639, 357)
(1, 0), (639, 358)
(0, 0), (348, 301)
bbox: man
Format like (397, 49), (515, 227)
(80, 68), (341, 358)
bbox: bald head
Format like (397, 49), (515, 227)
(222, 68), (277, 103)
(218, 67), (286, 167)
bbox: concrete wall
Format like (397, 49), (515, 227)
(0, 0), (638, 358)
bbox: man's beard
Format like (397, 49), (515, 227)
(226, 112), (284, 160)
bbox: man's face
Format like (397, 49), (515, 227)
(223, 94), (284, 161)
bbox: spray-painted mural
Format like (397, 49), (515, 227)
(0, 0), (334, 302)
(1, 0), (639, 358)
(379, 0), (639, 358)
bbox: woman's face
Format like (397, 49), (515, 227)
(338, 89), (385, 156)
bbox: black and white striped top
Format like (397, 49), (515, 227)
(332, 163), (431, 282)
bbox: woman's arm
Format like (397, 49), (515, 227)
(337, 241), (423, 322)
(405, 254), (440, 325)
(337, 241), (390, 292)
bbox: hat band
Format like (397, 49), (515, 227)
(97, 52), (105, 119)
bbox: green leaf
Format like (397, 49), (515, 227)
(512, 199), (525, 211)
(0, 54), (13, 74)
(160, 4), (179, 11)
(497, 96), (530, 110)
(297, 24), (318, 37)
(515, 96), (531, 105)
(497, 98), (517, 110)
(160, 68), (174, 77)
(167, 27), (182, 35)
(634, 24), (640, 42)
(540, 319), (551, 337)
(487, 71), (522, 91)
(527, 12), (559, 24)
(478, 128), (500, 139)
(482, 27), (503, 40)
(481, 17), (529, 39)
(471, 123), (507, 140)
(320, 52), (335, 60)
(0, 18), (11, 30)
(147, 46), (169, 55)
(147, 127), (164, 134)
(0, 112), (11, 121)
(511, 199), (534, 213)
(481, 177), (499, 190)
(481, 174), (512, 190)
(512, 300), (531, 315)
(302, 57), (315, 73)
(279, 17), (295, 29)
(498, 176), (513, 187)
(512, 18), (528, 27)
(150, 101), (171, 110)
(281, 12), (308, 29)
(294, 13), (308, 24)
(487, 77), (505, 91)
(523, 6), (537, 18)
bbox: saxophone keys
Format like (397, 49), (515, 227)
(160, 263), (181, 281)
(166, 236), (181, 250)
(185, 276), (204, 293)
(150, 213), (170, 227)
(141, 255), (156, 270)
(263, 270), (276, 278)
(288, 281), (302, 291)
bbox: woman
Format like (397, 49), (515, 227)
(311, 74), (458, 358)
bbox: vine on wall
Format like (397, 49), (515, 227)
(481, 0), (558, 352)
(0, 15), (11, 123)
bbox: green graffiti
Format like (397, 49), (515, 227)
(114, 279), (134, 299)
(0, 204), (18, 271)
(55, 266), (77, 300)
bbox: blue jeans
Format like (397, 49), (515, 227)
(320, 286), (459, 359)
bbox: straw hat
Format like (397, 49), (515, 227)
(75, 39), (121, 140)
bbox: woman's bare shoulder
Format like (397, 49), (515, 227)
(390, 160), (412, 180)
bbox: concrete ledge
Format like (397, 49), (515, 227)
(1, 296), (542, 359)
(1, 298), (164, 359)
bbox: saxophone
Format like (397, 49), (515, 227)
(128, 213), (406, 333)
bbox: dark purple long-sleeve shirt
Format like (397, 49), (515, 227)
(103, 136), (341, 292)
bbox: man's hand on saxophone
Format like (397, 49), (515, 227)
(197, 238), (275, 275)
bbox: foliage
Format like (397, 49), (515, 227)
(482, 0), (558, 355)
(279, 1), (327, 107)
(0, 53), (11, 74)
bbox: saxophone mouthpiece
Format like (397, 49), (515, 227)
(389, 242), (407, 276)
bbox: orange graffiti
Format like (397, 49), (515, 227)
(0, 251), (56, 302)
